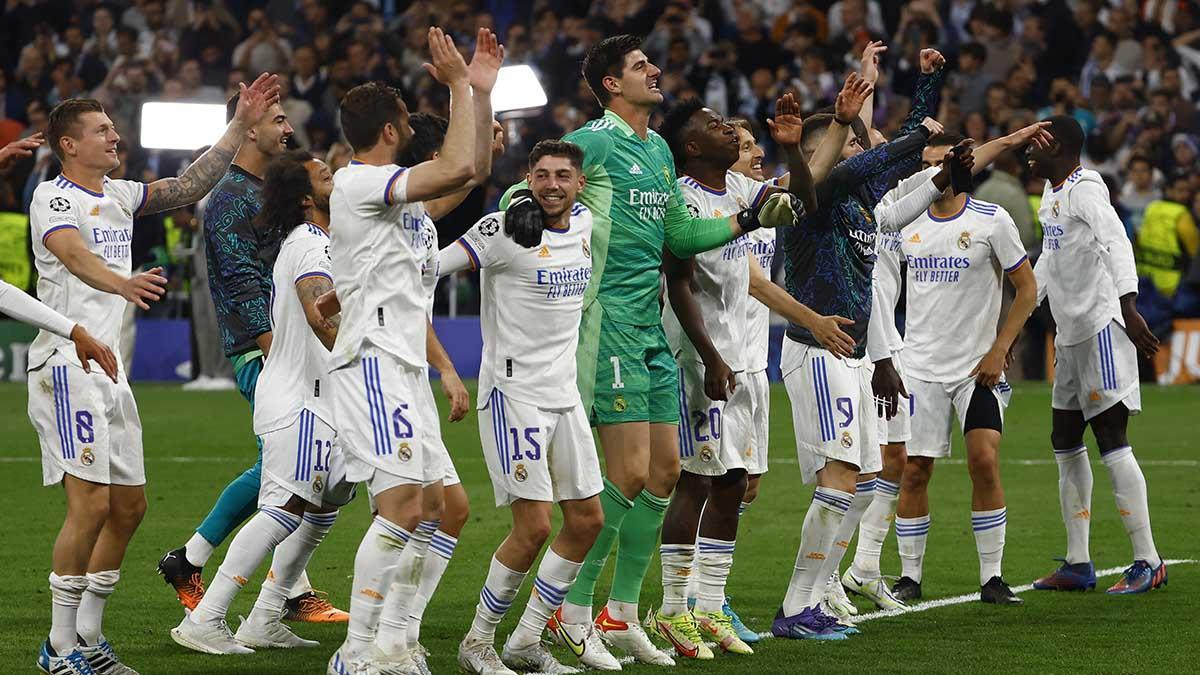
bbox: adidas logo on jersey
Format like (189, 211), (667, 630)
(629, 163), (643, 175)
(909, 233), (922, 243)
(538, 245), (551, 258)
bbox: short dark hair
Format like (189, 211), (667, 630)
(927, 133), (967, 149)
(582, 34), (643, 107)
(658, 97), (705, 170)
(729, 117), (753, 133)
(339, 82), (404, 153)
(395, 112), (448, 166)
(257, 149), (316, 268)
(800, 113), (835, 155)
(1044, 114), (1084, 158)
(528, 139), (584, 172)
(47, 98), (105, 160)
(1128, 154), (1153, 170)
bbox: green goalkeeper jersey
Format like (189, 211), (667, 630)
(505, 109), (732, 326)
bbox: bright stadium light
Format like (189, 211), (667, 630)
(492, 65), (548, 115)
(140, 102), (227, 150)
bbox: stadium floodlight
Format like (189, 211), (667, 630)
(491, 65), (548, 116)
(140, 102), (227, 150)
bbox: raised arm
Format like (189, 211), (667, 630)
(767, 93), (817, 215)
(898, 49), (945, 135)
(664, 249), (735, 401)
(817, 119), (935, 208)
(970, 121), (1053, 175)
(403, 27), (477, 203)
(141, 73), (280, 215)
(809, 74), (873, 183)
(858, 40), (887, 133)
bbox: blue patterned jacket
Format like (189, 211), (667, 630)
(204, 165), (271, 357)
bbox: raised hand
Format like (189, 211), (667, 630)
(0, 133), (44, 172)
(944, 138), (976, 193)
(920, 48), (946, 74)
(490, 120), (506, 157)
(423, 26), (470, 86)
(119, 266), (168, 310)
(860, 40), (887, 84)
(1010, 120), (1054, 149)
(920, 116), (944, 135)
(70, 324), (119, 383)
(468, 27), (506, 94)
(767, 93), (804, 147)
(834, 72), (874, 124)
(232, 72), (281, 128)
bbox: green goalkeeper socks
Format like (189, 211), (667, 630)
(610, 489), (670, 604)
(565, 479), (634, 608)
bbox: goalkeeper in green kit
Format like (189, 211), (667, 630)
(499, 35), (804, 667)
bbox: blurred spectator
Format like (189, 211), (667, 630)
(233, 8), (293, 75)
(1120, 155), (1164, 232)
(1137, 175), (1199, 301)
(950, 42), (991, 115)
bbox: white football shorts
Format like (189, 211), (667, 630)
(1052, 320), (1141, 421)
(908, 375), (1013, 458)
(745, 369), (770, 475)
(677, 359), (753, 477)
(416, 370), (460, 487)
(259, 409), (355, 508)
(478, 388), (603, 507)
(331, 347), (428, 495)
(28, 353), (144, 487)
(781, 340), (880, 484)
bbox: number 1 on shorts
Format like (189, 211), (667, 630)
(610, 356), (625, 389)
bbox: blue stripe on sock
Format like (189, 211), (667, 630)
(480, 586), (511, 613)
(261, 507), (301, 533)
(429, 535), (456, 559)
(375, 518), (411, 543)
(534, 577), (567, 607)
(303, 512), (338, 526)
(875, 478), (899, 496)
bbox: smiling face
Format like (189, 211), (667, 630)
(249, 104), (294, 157)
(611, 49), (663, 107)
(730, 126), (765, 181)
(305, 158), (334, 210)
(528, 155), (584, 221)
(60, 110), (122, 173)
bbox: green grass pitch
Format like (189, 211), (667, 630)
(1, 381), (1196, 674)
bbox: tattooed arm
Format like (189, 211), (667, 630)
(140, 73), (281, 215)
(297, 275), (339, 350)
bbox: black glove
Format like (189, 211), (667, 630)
(947, 141), (974, 194)
(504, 189), (544, 248)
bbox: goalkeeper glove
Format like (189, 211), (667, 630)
(737, 192), (804, 232)
(504, 189), (544, 248)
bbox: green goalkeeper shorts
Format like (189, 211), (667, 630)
(580, 305), (680, 426)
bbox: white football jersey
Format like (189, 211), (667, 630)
(28, 174), (147, 371)
(1034, 167), (1139, 346)
(662, 171), (771, 372)
(745, 227), (776, 373)
(457, 204), (592, 408)
(254, 223), (334, 434)
(898, 197), (1027, 382)
(328, 162), (427, 370)
(419, 215), (439, 320)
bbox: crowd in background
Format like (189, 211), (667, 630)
(2, 0), (1199, 381)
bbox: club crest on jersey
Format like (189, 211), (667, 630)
(699, 445), (714, 462)
(582, 239), (590, 258)
(81, 448), (95, 466)
(958, 232), (971, 250)
(687, 203), (700, 218)
(312, 476), (324, 493)
(1052, 200), (1061, 217)
(613, 395), (627, 412)
(840, 431), (853, 449)
(514, 463), (528, 482)
(479, 216), (500, 236)
(49, 197), (71, 212)
(398, 442), (412, 462)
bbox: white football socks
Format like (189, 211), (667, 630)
(49, 572), (88, 654)
(249, 510), (338, 624)
(77, 569), (119, 646)
(895, 514), (931, 583)
(782, 486), (850, 615)
(971, 507), (1007, 585)
(818, 478), (875, 584)
(408, 528), (457, 647)
(1102, 446), (1161, 567)
(510, 548), (581, 649)
(695, 537), (735, 613)
(1054, 444), (1093, 564)
(376, 519), (436, 654)
(849, 476), (900, 581)
(184, 531), (215, 568)
(659, 543), (694, 616)
(346, 517), (410, 655)
(467, 555), (527, 644)
(193, 507), (301, 625)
